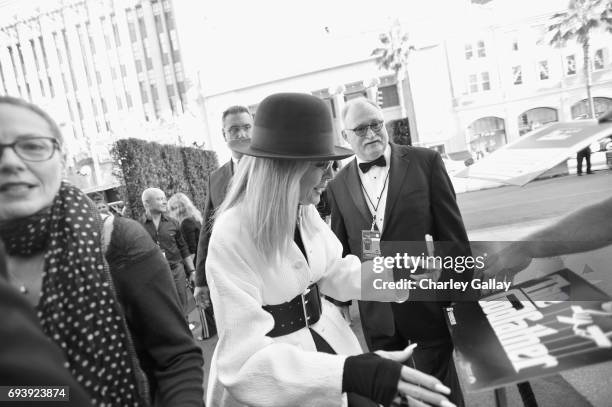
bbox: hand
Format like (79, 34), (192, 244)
(194, 286), (211, 308)
(377, 345), (455, 407)
(482, 242), (533, 283)
(188, 271), (196, 285)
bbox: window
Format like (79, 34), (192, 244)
(155, 14), (164, 33)
(512, 39), (519, 51)
(125, 92), (133, 108)
(481, 72), (490, 91)
(477, 41), (486, 57)
(465, 44), (473, 60)
(38, 36), (49, 69)
(468, 74), (478, 93)
(135, 59), (143, 73)
(47, 76), (54, 97)
(538, 61), (549, 80)
(101, 98), (108, 114)
(111, 67), (117, 80)
(138, 17), (147, 39)
(120, 64), (127, 77)
(96, 70), (102, 84)
(111, 15), (121, 47)
(378, 84), (400, 108)
(139, 81), (148, 103)
(177, 81), (186, 94)
(594, 48), (604, 70)
(566, 55), (576, 75)
(512, 65), (522, 85)
(150, 84), (158, 101)
(116, 96), (123, 110)
(166, 84), (175, 97)
(165, 11), (175, 30)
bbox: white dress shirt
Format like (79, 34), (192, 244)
(356, 144), (391, 232)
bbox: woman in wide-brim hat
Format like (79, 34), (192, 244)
(205, 93), (454, 407)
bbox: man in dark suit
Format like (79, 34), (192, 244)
(327, 97), (471, 406)
(193, 106), (253, 307)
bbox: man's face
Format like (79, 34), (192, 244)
(342, 101), (388, 162)
(146, 190), (167, 214)
(223, 112), (253, 159)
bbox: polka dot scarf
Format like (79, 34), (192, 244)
(0, 182), (149, 406)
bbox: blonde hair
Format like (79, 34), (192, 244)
(168, 192), (203, 224)
(217, 156), (309, 265)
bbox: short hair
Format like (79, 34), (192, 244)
(341, 97), (380, 122)
(141, 187), (164, 205)
(0, 96), (64, 147)
(222, 105), (251, 125)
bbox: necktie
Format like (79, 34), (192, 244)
(358, 155), (386, 173)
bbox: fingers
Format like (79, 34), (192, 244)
(400, 367), (451, 395)
(376, 343), (418, 362)
(404, 395), (430, 407)
(398, 381), (454, 407)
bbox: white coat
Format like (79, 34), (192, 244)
(205, 204), (388, 407)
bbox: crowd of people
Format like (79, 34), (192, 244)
(0, 91), (610, 407)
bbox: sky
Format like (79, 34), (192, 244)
(174, 0), (568, 95)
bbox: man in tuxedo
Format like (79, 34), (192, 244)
(193, 106), (253, 306)
(327, 97), (471, 406)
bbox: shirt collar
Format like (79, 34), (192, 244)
(355, 143), (391, 166)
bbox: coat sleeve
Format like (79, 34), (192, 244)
(181, 218), (200, 257)
(327, 184), (351, 257)
(195, 175), (215, 287)
(107, 219), (204, 406)
(307, 206), (407, 303)
(207, 218), (347, 407)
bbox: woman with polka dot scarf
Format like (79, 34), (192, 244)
(0, 96), (204, 407)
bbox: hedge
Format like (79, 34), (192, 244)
(112, 138), (219, 218)
(387, 117), (411, 146)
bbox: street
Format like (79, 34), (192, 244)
(457, 169), (612, 407)
(193, 170), (612, 406)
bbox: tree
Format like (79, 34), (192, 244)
(371, 21), (419, 142)
(546, 0), (612, 119)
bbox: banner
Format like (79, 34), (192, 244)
(446, 269), (612, 391)
(455, 120), (612, 185)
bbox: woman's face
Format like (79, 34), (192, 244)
(0, 104), (63, 221)
(169, 201), (185, 217)
(299, 161), (333, 206)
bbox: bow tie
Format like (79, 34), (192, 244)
(359, 155), (386, 173)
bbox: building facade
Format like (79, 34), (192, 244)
(448, 5), (612, 158)
(0, 0), (190, 188)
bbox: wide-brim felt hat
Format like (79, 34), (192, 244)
(229, 92), (354, 160)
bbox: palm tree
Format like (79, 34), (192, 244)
(546, 0), (612, 119)
(371, 21), (419, 142)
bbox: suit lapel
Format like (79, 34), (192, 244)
(342, 159), (373, 226)
(382, 144), (411, 235)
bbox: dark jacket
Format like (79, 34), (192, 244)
(105, 217), (204, 406)
(0, 241), (93, 407)
(181, 217), (201, 265)
(140, 213), (191, 267)
(195, 161), (233, 287)
(327, 143), (473, 346)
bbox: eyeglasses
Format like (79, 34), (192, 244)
(347, 120), (384, 138)
(0, 137), (60, 162)
(313, 161), (333, 171)
(225, 124), (252, 137)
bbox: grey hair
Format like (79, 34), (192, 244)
(0, 96), (64, 147)
(341, 97), (380, 122)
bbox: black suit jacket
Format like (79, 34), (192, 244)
(194, 161), (233, 287)
(327, 143), (472, 344)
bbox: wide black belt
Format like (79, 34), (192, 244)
(262, 283), (322, 337)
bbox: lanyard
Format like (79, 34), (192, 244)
(358, 168), (390, 231)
